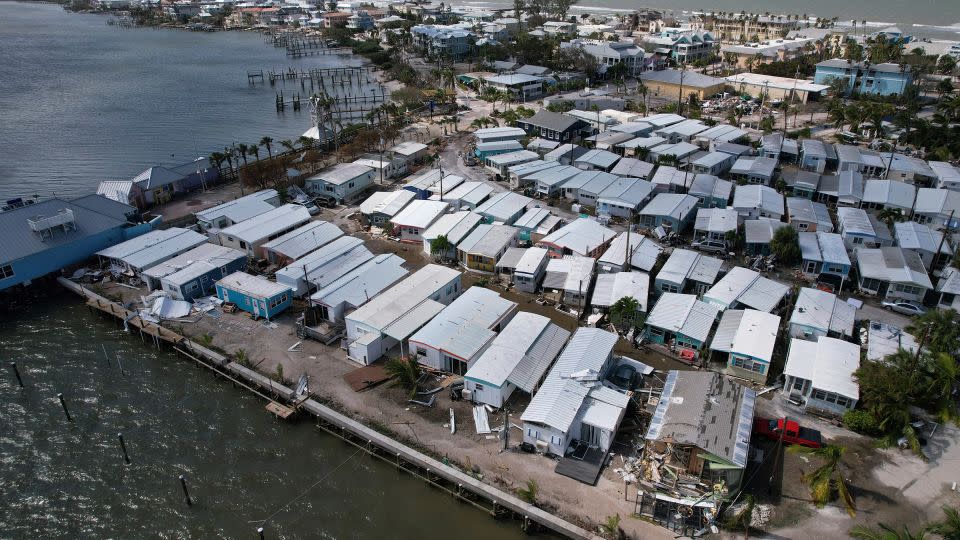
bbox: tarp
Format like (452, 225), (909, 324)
(150, 297), (192, 319)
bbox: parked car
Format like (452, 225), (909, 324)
(295, 200), (320, 216)
(881, 301), (927, 316)
(691, 239), (727, 253)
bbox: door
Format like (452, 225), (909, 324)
(804, 260), (818, 274)
(252, 299), (260, 317)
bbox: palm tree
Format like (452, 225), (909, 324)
(260, 136), (274, 158)
(849, 523), (928, 539)
(515, 479), (538, 505)
(384, 357), (421, 397)
(788, 444), (856, 517)
(279, 139), (295, 153)
(726, 494), (756, 539)
(248, 144), (259, 161)
(209, 151), (226, 175)
(223, 146), (235, 172)
(297, 135), (314, 149)
(598, 514), (625, 540)
(877, 207), (904, 227)
(430, 235), (453, 261)
(236, 143), (250, 166)
(929, 505), (960, 539)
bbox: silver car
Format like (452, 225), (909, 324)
(881, 301), (927, 316)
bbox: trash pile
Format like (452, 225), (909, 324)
(136, 291), (224, 323)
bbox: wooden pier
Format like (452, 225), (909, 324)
(58, 278), (600, 540)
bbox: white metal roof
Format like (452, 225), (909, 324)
(346, 264), (461, 332)
(598, 232), (663, 272)
(457, 224), (518, 258)
(390, 200), (449, 229)
(786, 197), (832, 230)
(646, 292), (720, 343)
(464, 312), (570, 391)
(895, 220), (952, 254)
(360, 189), (415, 217)
(913, 188), (960, 219)
(391, 141), (429, 156)
(495, 247), (526, 270)
(474, 191), (532, 222)
(784, 337), (860, 399)
(733, 184), (784, 215)
(938, 266), (960, 295)
(657, 248), (722, 286)
(703, 266), (789, 313)
(538, 218), (616, 256)
(862, 179), (916, 210)
(597, 178), (654, 209)
(591, 272), (650, 311)
(639, 193), (698, 220)
(194, 189), (279, 224)
(219, 204), (311, 244)
(798, 232), (850, 267)
(574, 149), (620, 169)
(790, 287), (856, 337)
(855, 247), (933, 289)
(474, 126), (527, 141)
(143, 243), (245, 281)
(274, 236), (371, 291)
(441, 182), (494, 207)
(520, 327), (620, 432)
(515, 247), (549, 275)
(97, 227), (208, 271)
(487, 150), (540, 167)
(543, 255), (595, 292)
(648, 165), (688, 192)
(578, 171), (621, 197)
(695, 207), (738, 234)
(422, 211), (482, 246)
(709, 309), (779, 362)
(310, 253), (408, 311)
(261, 221), (343, 261)
(408, 286), (517, 361)
(216, 271), (291, 299)
(308, 162), (373, 186)
(689, 174), (733, 202)
(930, 161), (960, 187)
(513, 207), (551, 230)
(609, 157), (655, 179)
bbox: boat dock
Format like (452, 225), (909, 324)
(59, 277), (600, 540)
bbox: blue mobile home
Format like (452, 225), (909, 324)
(0, 195), (151, 293)
(215, 271), (292, 320)
(814, 59), (913, 97)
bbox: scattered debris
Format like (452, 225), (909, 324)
(473, 405), (491, 434)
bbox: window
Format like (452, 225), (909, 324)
(792, 378), (805, 391)
(474, 384), (484, 391)
(648, 327), (664, 337)
(731, 356), (766, 374)
(348, 181), (355, 188)
(852, 236), (864, 245)
(239, 241), (247, 249)
(0, 265), (13, 279)
(660, 282), (679, 293)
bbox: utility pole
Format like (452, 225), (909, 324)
(933, 209), (955, 271)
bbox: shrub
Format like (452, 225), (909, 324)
(843, 409), (880, 436)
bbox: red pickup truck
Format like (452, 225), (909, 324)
(753, 417), (823, 448)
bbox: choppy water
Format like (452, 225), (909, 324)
(0, 298), (530, 539)
(0, 1), (347, 201)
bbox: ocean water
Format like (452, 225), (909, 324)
(0, 2), (342, 201)
(0, 298), (532, 539)
(464, 0), (960, 40)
